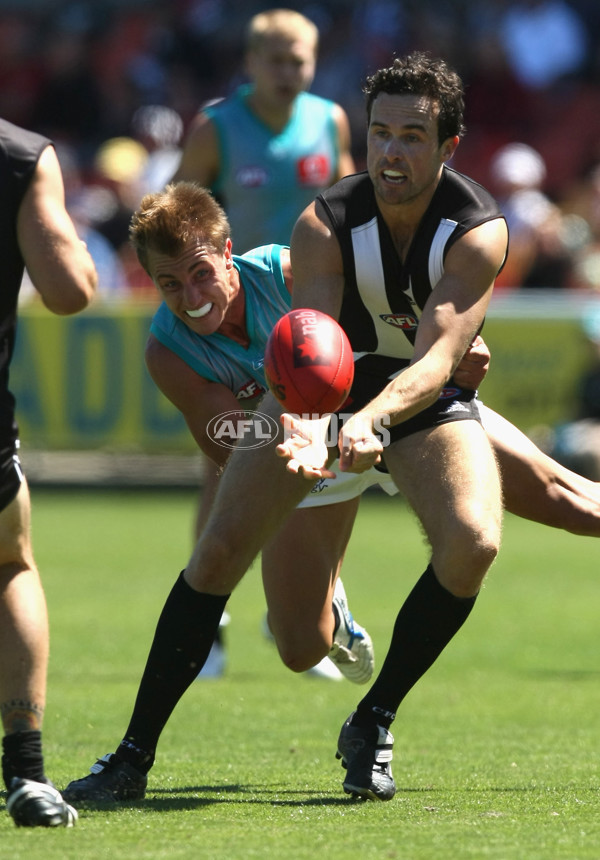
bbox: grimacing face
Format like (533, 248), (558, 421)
(366, 92), (457, 210)
(147, 237), (237, 335)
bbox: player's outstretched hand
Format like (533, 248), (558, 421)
(276, 413), (336, 479)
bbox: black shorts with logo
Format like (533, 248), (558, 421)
(343, 354), (482, 445)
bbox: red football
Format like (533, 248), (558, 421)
(264, 309), (354, 415)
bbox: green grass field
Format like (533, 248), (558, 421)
(2, 487), (599, 859)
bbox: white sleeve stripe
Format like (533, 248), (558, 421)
(351, 218), (414, 359)
(428, 218), (458, 287)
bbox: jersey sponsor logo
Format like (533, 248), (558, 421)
(380, 313), (418, 331)
(236, 379), (266, 400)
(235, 166), (268, 188)
(439, 387), (462, 400)
(297, 155), (330, 187)
(207, 410), (279, 449)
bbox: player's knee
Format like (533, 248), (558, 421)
(0, 559), (37, 585)
(275, 632), (329, 674)
(458, 517), (500, 563)
(434, 521), (500, 596)
(472, 526), (500, 582)
(471, 533), (500, 578)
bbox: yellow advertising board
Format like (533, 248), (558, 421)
(10, 291), (600, 452)
(481, 291), (596, 434)
(12, 301), (193, 452)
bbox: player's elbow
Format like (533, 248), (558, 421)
(42, 290), (91, 315)
(40, 275), (97, 315)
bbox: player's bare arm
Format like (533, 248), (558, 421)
(332, 104), (356, 181)
(338, 218), (507, 472)
(337, 330), (492, 473)
(289, 199), (346, 317)
(171, 112), (221, 187)
(145, 334), (244, 467)
(480, 403), (600, 535)
(17, 145), (97, 313)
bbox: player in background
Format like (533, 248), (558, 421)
(172, 8), (355, 251)
(0, 118), (97, 826)
(172, 7), (356, 678)
(63, 180), (600, 805)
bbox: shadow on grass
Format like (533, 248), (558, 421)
(523, 668), (600, 681)
(77, 783), (363, 813)
(75, 782), (598, 816)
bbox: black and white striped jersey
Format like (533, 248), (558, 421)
(317, 166), (507, 368)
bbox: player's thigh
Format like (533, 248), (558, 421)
(0, 479), (35, 569)
(383, 420), (502, 550)
(262, 497), (360, 616)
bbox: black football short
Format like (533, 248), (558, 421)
(342, 354), (482, 445)
(381, 385), (481, 443)
(0, 440), (24, 513)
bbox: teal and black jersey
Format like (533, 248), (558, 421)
(149, 244), (290, 403)
(205, 86), (340, 251)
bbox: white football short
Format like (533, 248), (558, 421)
(297, 460), (398, 508)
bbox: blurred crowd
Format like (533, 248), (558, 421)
(4, 0), (600, 299)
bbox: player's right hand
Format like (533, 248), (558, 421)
(338, 414), (383, 473)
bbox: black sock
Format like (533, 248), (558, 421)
(116, 571), (229, 772)
(2, 730), (44, 789)
(353, 564), (477, 730)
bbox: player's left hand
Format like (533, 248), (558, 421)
(276, 413), (336, 479)
(338, 414), (383, 473)
(453, 334), (490, 389)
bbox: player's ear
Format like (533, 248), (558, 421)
(225, 237), (234, 268)
(441, 135), (459, 163)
